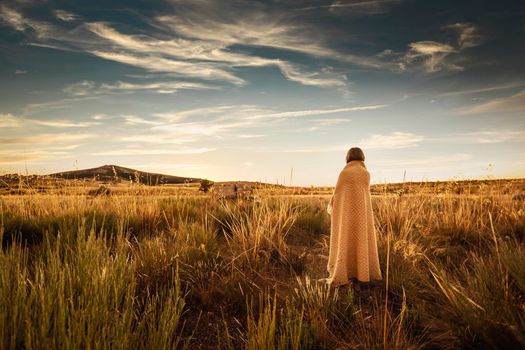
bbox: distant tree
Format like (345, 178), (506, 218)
(199, 179), (214, 193)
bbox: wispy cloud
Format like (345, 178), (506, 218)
(156, 13), (336, 59)
(0, 150), (65, 164)
(24, 96), (102, 115)
(1, 112), (102, 129)
(152, 105), (252, 123)
(0, 4), (27, 31)
(31, 119), (101, 128)
(330, 0), (402, 16)
(0, 152), (43, 164)
(376, 153), (472, 167)
(247, 104), (386, 120)
(63, 79), (218, 96)
(100, 81), (219, 94)
(26, 42), (73, 51)
(438, 82), (525, 97)
(0, 113), (22, 128)
(62, 80), (96, 96)
(310, 118), (351, 126)
(446, 23), (483, 49)
(277, 145), (348, 153)
(152, 120), (254, 137)
(54, 10), (82, 22)
(360, 132), (425, 149)
(0, 133), (94, 145)
(0, 145), (82, 165)
(299, 0), (401, 14)
(147, 105), (269, 139)
(156, 9), (383, 69)
(90, 50), (245, 85)
(239, 134), (266, 138)
(277, 62), (348, 88)
(0, 5), (352, 89)
(90, 147), (215, 156)
(404, 41), (459, 73)
(86, 22), (273, 66)
(380, 22), (483, 73)
(128, 162), (211, 171)
(15, 69), (27, 74)
(118, 103), (387, 144)
(263, 132), (421, 154)
(121, 115), (164, 126)
(119, 135), (196, 144)
(86, 21), (349, 88)
(0, 6), (63, 42)
(458, 90), (525, 114)
(449, 130), (525, 144)
(92, 113), (110, 120)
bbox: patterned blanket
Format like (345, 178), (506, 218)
(326, 160), (382, 285)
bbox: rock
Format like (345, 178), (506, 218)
(88, 185), (111, 196)
(212, 183), (254, 200)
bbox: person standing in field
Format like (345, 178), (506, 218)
(326, 147), (382, 287)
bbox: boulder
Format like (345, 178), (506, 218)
(88, 185), (111, 196)
(212, 183), (254, 200)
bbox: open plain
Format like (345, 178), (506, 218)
(1, 177), (524, 349)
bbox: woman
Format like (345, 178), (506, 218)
(326, 147), (382, 287)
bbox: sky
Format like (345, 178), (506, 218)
(0, 0), (524, 186)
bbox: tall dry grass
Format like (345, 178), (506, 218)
(0, 182), (524, 349)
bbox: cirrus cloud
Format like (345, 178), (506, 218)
(360, 131), (425, 149)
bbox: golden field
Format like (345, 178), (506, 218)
(1, 178), (524, 349)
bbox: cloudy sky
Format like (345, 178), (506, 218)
(1, 0), (524, 185)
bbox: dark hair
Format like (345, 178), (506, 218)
(346, 147), (365, 163)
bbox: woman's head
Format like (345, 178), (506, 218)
(346, 147), (365, 163)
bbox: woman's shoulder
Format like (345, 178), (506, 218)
(339, 162), (370, 177)
(350, 164), (370, 179)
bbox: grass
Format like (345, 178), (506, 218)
(0, 180), (524, 349)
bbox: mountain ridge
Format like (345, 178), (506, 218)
(48, 164), (202, 185)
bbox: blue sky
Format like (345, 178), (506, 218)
(0, 0), (524, 185)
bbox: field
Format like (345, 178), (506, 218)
(1, 178), (525, 349)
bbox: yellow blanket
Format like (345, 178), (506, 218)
(327, 160), (382, 285)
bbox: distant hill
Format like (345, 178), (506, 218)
(48, 165), (202, 185)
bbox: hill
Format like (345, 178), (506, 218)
(48, 164), (202, 185)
